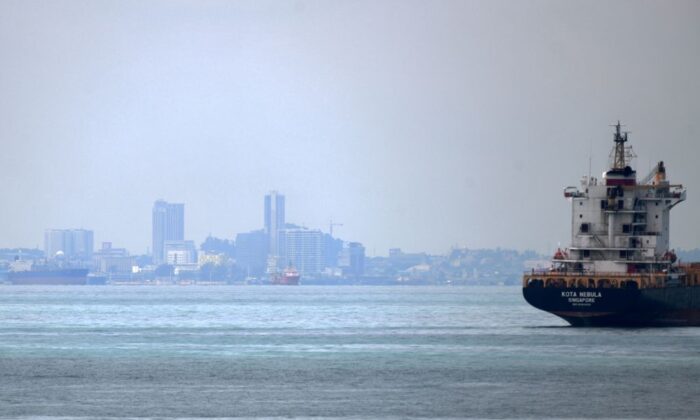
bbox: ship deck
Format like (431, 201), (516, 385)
(523, 264), (700, 290)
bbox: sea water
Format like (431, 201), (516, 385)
(0, 285), (699, 419)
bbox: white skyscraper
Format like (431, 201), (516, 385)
(264, 191), (285, 261)
(282, 228), (323, 276)
(152, 200), (185, 265)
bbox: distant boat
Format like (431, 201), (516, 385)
(8, 268), (89, 285)
(271, 265), (301, 285)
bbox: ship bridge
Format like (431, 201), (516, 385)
(557, 123), (685, 275)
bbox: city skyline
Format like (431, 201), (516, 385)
(1, 1), (699, 255)
(2, 4), (698, 419)
(24, 191), (360, 263)
(5, 160), (700, 258)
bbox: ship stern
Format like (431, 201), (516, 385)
(523, 281), (645, 326)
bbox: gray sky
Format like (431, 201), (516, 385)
(1, 0), (699, 256)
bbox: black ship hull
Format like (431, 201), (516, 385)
(7, 269), (89, 285)
(523, 286), (700, 327)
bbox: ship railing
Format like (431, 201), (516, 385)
(523, 269), (693, 289)
(524, 269), (665, 277)
(577, 231), (661, 237)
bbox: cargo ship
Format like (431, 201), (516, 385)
(523, 122), (700, 326)
(7, 267), (89, 285)
(271, 265), (301, 285)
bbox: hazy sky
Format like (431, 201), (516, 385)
(1, 0), (699, 256)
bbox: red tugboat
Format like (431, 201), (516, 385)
(271, 264), (301, 285)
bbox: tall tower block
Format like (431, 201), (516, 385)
(152, 200), (184, 264)
(264, 191), (285, 259)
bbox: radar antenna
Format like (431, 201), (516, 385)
(609, 121), (636, 169)
(612, 121), (627, 169)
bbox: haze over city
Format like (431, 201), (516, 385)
(1, 0), (699, 255)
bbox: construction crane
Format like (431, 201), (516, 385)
(329, 220), (343, 237)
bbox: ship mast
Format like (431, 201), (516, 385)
(612, 121), (628, 169)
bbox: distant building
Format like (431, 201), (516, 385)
(235, 230), (268, 277)
(198, 252), (227, 267)
(164, 240), (197, 265)
(152, 200), (184, 264)
(200, 236), (235, 258)
(0, 248), (43, 264)
(44, 230), (65, 259)
(388, 248), (427, 271)
(264, 191), (285, 262)
(92, 242), (134, 274)
(44, 229), (94, 261)
(339, 242), (365, 277)
(282, 228), (323, 276)
(322, 233), (343, 269)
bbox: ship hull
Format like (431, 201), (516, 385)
(523, 286), (700, 327)
(271, 277), (300, 285)
(8, 269), (89, 285)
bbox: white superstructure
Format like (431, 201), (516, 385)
(557, 123), (686, 274)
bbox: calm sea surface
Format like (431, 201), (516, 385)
(1, 285), (699, 419)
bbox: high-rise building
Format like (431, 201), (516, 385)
(70, 229), (94, 259)
(44, 229), (94, 260)
(264, 191), (285, 260)
(235, 230), (268, 277)
(44, 229), (66, 259)
(339, 242), (366, 277)
(282, 228), (323, 276)
(152, 200), (184, 265)
(322, 233), (343, 269)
